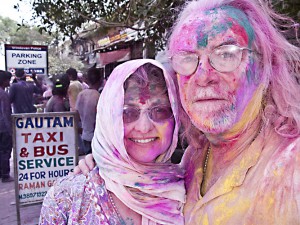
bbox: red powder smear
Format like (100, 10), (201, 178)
(139, 84), (151, 104)
(229, 18), (249, 44)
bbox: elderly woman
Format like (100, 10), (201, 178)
(39, 59), (185, 225)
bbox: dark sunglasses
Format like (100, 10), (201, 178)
(123, 105), (174, 123)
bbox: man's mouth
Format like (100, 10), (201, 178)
(129, 138), (157, 143)
(193, 97), (226, 103)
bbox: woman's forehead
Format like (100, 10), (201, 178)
(124, 80), (169, 105)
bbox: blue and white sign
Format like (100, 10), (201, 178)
(5, 44), (48, 75)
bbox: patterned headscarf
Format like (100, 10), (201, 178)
(92, 59), (185, 224)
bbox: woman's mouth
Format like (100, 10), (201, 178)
(129, 138), (157, 143)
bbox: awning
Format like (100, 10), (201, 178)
(97, 48), (131, 66)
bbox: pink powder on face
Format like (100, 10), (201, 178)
(171, 21), (201, 53)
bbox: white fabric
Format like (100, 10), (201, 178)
(92, 59), (185, 224)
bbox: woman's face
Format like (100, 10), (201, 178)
(123, 79), (175, 163)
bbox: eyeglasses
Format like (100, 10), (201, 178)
(123, 105), (173, 123)
(170, 45), (252, 76)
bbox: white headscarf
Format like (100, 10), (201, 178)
(92, 59), (185, 224)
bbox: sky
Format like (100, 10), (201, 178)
(0, 0), (33, 23)
(0, 0), (34, 70)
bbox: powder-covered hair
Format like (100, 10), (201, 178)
(124, 63), (168, 97)
(168, 0), (300, 144)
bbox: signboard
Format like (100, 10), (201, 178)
(12, 112), (78, 206)
(5, 44), (48, 75)
(97, 30), (131, 48)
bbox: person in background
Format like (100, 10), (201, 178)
(66, 67), (83, 112)
(75, 67), (104, 154)
(9, 68), (41, 113)
(39, 59), (185, 224)
(77, 72), (89, 90)
(98, 73), (106, 94)
(42, 75), (54, 107)
(32, 73), (48, 112)
(0, 71), (14, 182)
(45, 76), (69, 112)
(66, 67), (85, 154)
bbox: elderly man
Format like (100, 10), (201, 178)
(74, 0), (300, 224)
(0, 71), (14, 182)
(168, 0), (300, 224)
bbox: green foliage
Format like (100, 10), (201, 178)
(48, 54), (84, 75)
(272, 0), (300, 22)
(0, 16), (18, 43)
(17, 0), (299, 53)
(0, 15), (83, 75)
(0, 15), (54, 45)
(17, 0), (186, 52)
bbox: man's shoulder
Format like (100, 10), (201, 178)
(70, 80), (82, 87)
(80, 89), (100, 98)
(181, 145), (205, 165)
(0, 88), (8, 96)
(272, 136), (300, 159)
(10, 82), (19, 89)
(263, 136), (300, 179)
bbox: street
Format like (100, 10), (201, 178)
(0, 154), (42, 225)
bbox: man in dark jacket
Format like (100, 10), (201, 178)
(9, 69), (41, 113)
(0, 71), (14, 182)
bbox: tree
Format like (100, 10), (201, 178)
(48, 53), (84, 75)
(17, 0), (299, 53)
(16, 0), (185, 53)
(0, 16), (53, 45)
(0, 15), (84, 74)
(271, 0), (300, 22)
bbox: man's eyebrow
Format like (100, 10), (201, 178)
(215, 40), (237, 47)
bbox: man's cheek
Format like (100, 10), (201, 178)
(177, 74), (191, 93)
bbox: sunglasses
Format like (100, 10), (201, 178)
(170, 45), (252, 75)
(123, 105), (174, 123)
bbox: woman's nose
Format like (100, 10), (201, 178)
(134, 111), (154, 133)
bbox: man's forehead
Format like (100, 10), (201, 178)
(171, 6), (254, 51)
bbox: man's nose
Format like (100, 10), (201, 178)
(134, 111), (154, 133)
(193, 56), (220, 86)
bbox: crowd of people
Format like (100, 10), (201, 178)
(0, 66), (105, 183)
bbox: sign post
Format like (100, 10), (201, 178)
(5, 44), (48, 76)
(12, 112), (78, 224)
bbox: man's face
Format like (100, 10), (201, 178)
(170, 7), (259, 134)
